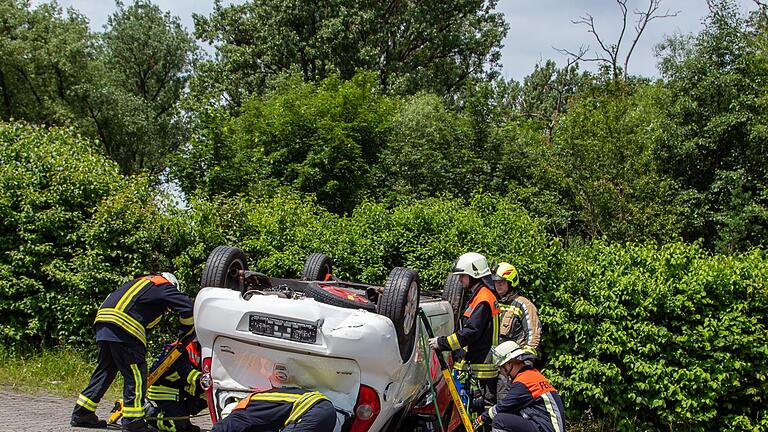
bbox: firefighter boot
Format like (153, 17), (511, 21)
(70, 412), (107, 428)
(122, 419), (159, 432)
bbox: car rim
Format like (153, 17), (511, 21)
(403, 281), (418, 334)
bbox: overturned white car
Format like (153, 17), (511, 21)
(194, 246), (463, 432)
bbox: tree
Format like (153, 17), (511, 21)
(557, 0), (679, 80)
(192, 0), (507, 105)
(515, 59), (585, 142)
(0, 0), (94, 125)
(75, 0), (198, 175)
(173, 73), (396, 213)
(656, 0), (768, 251)
(372, 93), (482, 201)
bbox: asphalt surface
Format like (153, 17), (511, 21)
(0, 390), (212, 432)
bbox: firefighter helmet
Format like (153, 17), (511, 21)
(161, 272), (179, 290)
(491, 341), (536, 367)
(492, 262), (519, 287)
(451, 252), (491, 278)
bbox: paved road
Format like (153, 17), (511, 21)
(0, 390), (213, 432)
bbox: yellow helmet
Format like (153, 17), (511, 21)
(492, 262), (519, 287)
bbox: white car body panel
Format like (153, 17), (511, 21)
(194, 286), (454, 432)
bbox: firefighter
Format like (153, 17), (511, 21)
(493, 262), (541, 356)
(71, 272), (194, 432)
(493, 262), (542, 400)
(474, 341), (565, 432)
(146, 340), (207, 432)
(428, 252), (501, 406)
(210, 387), (336, 432)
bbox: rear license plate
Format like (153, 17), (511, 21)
(248, 315), (317, 344)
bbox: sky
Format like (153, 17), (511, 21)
(35, 0), (759, 81)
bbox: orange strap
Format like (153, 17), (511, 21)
(233, 393), (256, 411)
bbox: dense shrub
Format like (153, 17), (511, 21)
(543, 242), (768, 431)
(0, 123), (181, 347)
(3, 122), (767, 430)
(173, 193), (559, 292)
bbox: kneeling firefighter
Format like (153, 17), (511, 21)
(428, 252), (501, 407)
(210, 387), (336, 432)
(475, 341), (565, 432)
(145, 340), (207, 432)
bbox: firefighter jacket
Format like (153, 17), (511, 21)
(436, 281), (500, 378)
(94, 274), (194, 346)
(231, 387), (330, 428)
(483, 366), (565, 432)
(499, 293), (542, 357)
(147, 342), (204, 404)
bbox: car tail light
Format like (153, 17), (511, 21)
(350, 384), (381, 432)
(201, 357), (217, 424)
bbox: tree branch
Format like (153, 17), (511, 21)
(623, 0), (679, 78)
(572, 13), (615, 63)
(554, 46), (607, 64)
(561, 0), (679, 80)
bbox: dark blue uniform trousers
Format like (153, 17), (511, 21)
(491, 412), (537, 432)
(73, 340), (147, 423)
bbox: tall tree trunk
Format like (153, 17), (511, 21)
(0, 69), (12, 120)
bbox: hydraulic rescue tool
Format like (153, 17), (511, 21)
(419, 308), (475, 432)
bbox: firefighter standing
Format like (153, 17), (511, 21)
(474, 341), (565, 432)
(428, 252), (501, 405)
(493, 262), (542, 400)
(493, 263), (541, 356)
(71, 272), (194, 432)
(146, 340), (207, 432)
(210, 387), (336, 432)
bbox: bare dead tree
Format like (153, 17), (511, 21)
(753, 0), (768, 18)
(556, 0), (680, 80)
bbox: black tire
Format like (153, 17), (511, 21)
(378, 267), (420, 363)
(200, 246), (248, 290)
(442, 273), (465, 331)
(302, 253), (332, 281)
(303, 282), (377, 312)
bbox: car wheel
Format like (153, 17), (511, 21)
(378, 267), (420, 363)
(200, 246), (248, 290)
(442, 274), (465, 331)
(302, 282), (377, 312)
(301, 253), (332, 281)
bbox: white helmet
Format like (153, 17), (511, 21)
(161, 272), (180, 290)
(451, 252), (491, 278)
(491, 341), (536, 367)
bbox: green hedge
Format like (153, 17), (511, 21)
(0, 123), (181, 346)
(543, 242), (768, 431)
(2, 122), (766, 430)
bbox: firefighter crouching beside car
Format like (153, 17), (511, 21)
(146, 340), (207, 432)
(71, 272), (194, 432)
(428, 252), (501, 407)
(211, 387), (336, 432)
(474, 341), (564, 432)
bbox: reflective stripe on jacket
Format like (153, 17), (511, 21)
(233, 388), (329, 427)
(499, 293), (542, 356)
(95, 274), (194, 345)
(438, 282), (501, 376)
